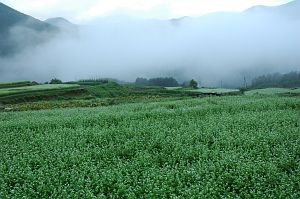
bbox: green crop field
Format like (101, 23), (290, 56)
(165, 87), (182, 90)
(1, 95), (299, 198)
(188, 88), (240, 94)
(0, 84), (85, 104)
(0, 81), (36, 89)
(245, 88), (300, 95)
(0, 84), (80, 97)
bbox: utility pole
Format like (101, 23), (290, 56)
(243, 76), (247, 89)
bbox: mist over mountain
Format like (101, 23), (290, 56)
(0, 2), (54, 34)
(0, 1), (299, 87)
(0, 2), (60, 56)
(45, 17), (78, 34)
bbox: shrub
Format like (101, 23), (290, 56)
(50, 78), (63, 84)
(189, 79), (198, 89)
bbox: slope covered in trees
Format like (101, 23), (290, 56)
(251, 71), (300, 88)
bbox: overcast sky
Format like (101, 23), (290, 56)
(2, 0), (292, 22)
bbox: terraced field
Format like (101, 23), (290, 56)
(0, 81), (36, 89)
(0, 84), (80, 97)
(188, 88), (240, 94)
(1, 95), (299, 198)
(0, 84), (85, 104)
(165, 87), (182, 90)
(246, 88), (300, 95)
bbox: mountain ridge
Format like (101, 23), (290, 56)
(45, 17), (78, 33)
(0, 2), (60, 56)
(0, 2), (55, 35)
(244, 0), (300, 18)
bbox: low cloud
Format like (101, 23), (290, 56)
(0, 8), (299, 87)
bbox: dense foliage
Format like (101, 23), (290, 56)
(251, 71), (300, 88)
(49, 78), (63, 84)
(135, 77), (179, 87)
(189, 79), (198, 89)
(1, 96), (299, 198)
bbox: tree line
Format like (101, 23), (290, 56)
(135, 77), (198, 88)
(251, 71), (300, 88)
(135, 77), (179, 87)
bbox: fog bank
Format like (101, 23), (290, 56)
(1, 9), (300, 87)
